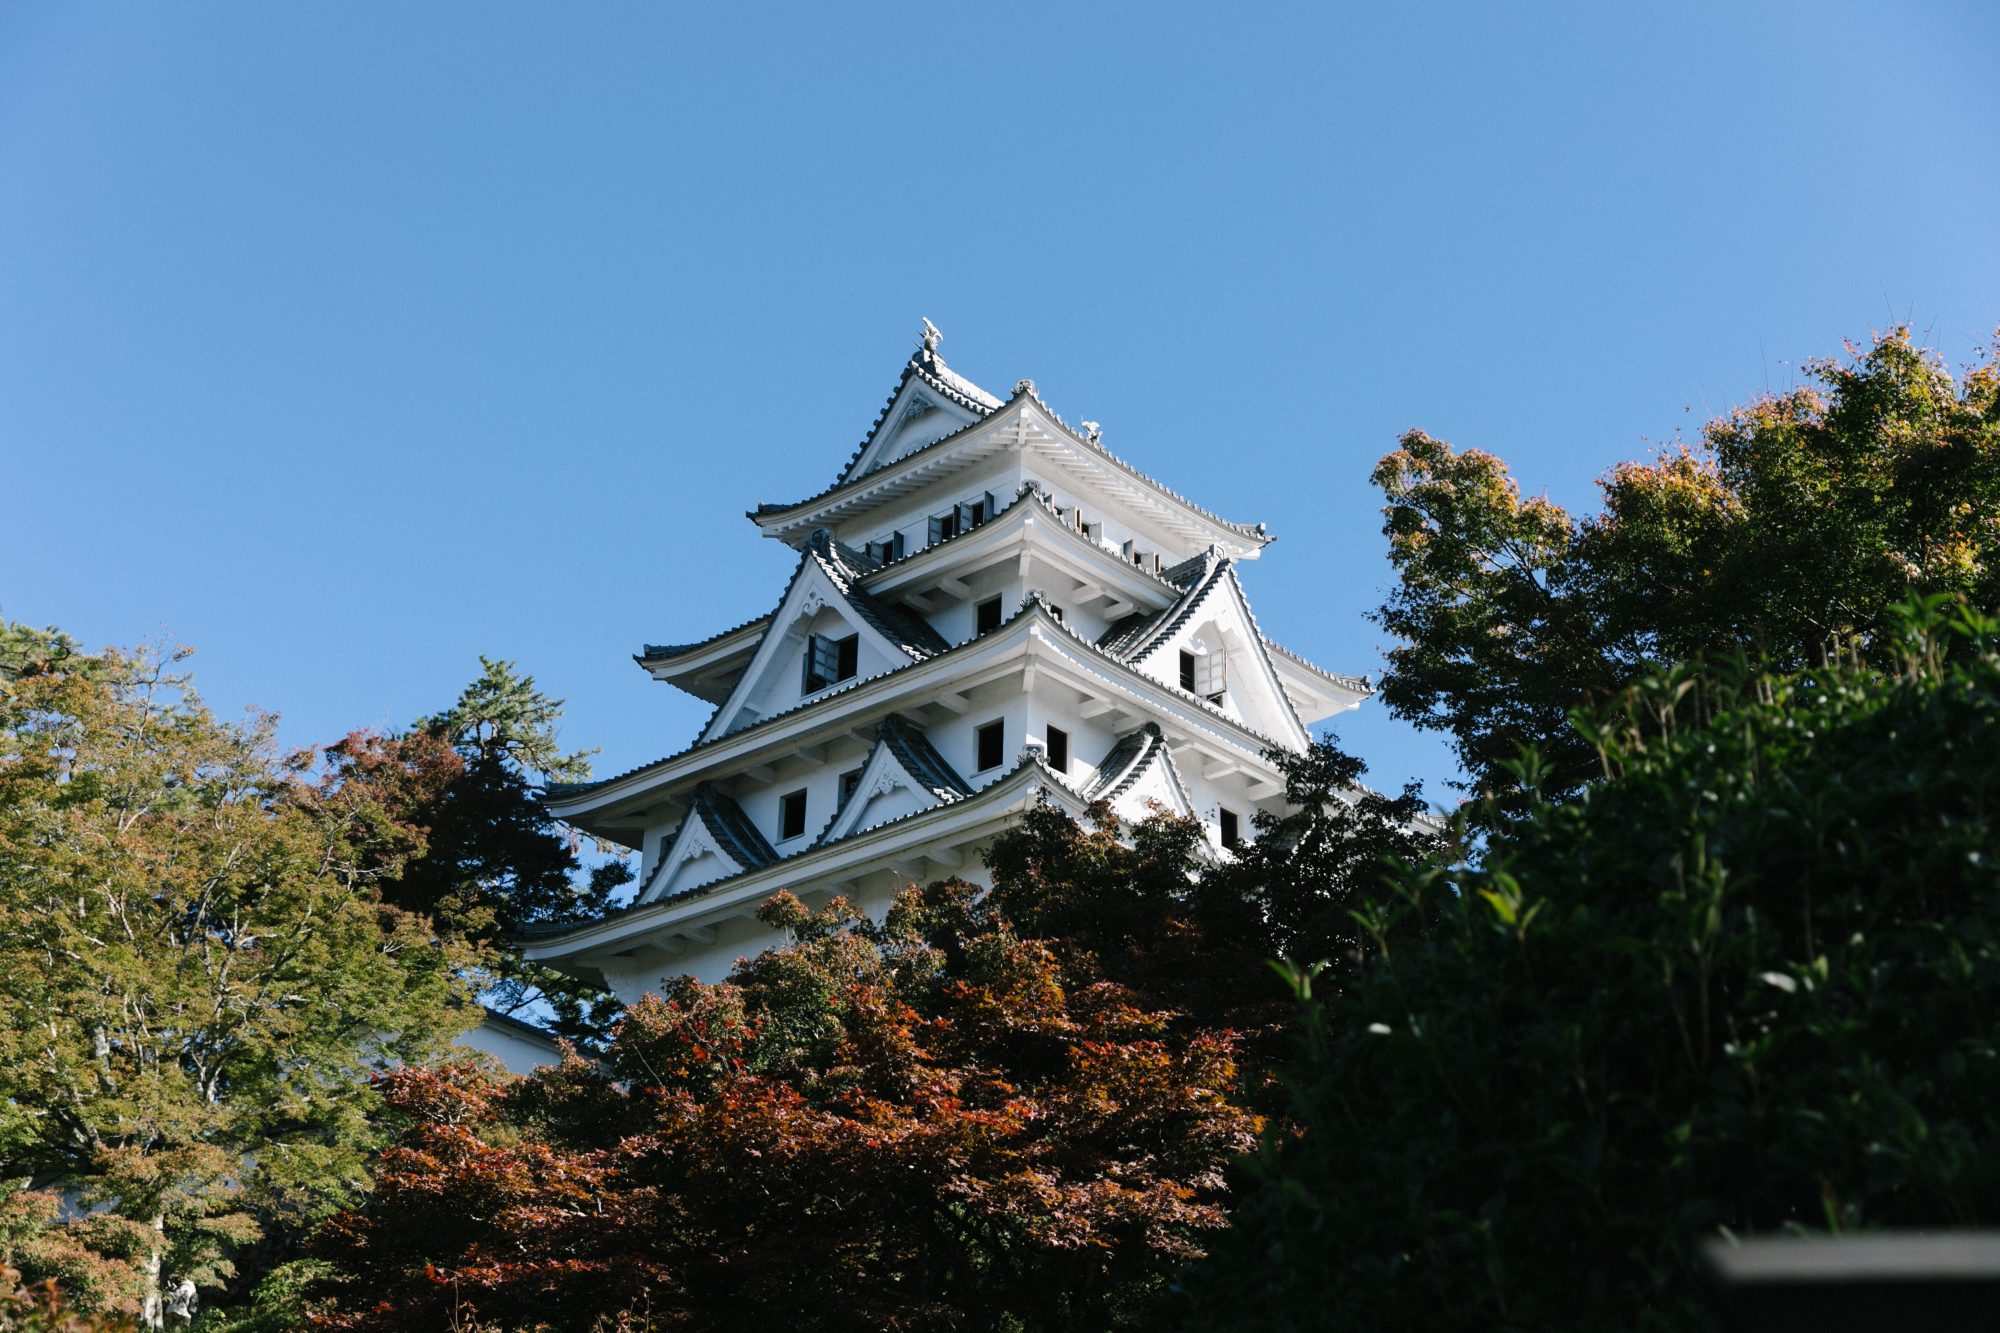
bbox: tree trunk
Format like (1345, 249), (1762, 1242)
(141, 1213), (165, 1331)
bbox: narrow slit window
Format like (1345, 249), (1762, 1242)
(1219, 808), (1241, 849)
(1179, 649), (1197, 692)
(976, 596), (1003, 635)
(838, 767), (863, 807)
(1046, 726), (1069, 773)
(976, 720), (1004, 772)
(780, 789), (808, 841)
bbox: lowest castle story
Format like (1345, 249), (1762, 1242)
(526, 323), (1369, 995)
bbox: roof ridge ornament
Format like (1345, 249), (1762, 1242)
(1081, 419), (1102, 444)
(919, 317), (943, 358)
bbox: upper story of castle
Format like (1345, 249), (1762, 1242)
(748, 319), (1273, 570)
(542, 324), (1366, 859)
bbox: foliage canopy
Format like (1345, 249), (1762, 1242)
(1372, 327), (2000, 802)
(1181, 602), (2000, 1331)
(0, 636), (477, 1327)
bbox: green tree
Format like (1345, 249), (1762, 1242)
(1179, 601), (2000, 1332)
(332, 658), (628, 1046)
(985, 741), (1442, 1049)
(1372, 327), (2000, 803)
(0, 634), (477, 1327)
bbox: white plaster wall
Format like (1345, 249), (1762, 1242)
(831, 457), (1024, 558)
(455, 1020), (564, 1077)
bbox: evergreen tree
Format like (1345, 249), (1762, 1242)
(331, 657), (629, 1047)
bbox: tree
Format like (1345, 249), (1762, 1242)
(329, 658), (628, 1046)
(985, 742), (1442, 1050)
(0, 634), (478, 1327)
(314, 880), (1262, 1333)
(1372, 327), (2000, 803)
(1178, 601), (2000, 1332)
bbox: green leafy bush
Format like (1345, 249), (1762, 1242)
(1181, 602), (2000, 1331)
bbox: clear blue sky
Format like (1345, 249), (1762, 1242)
(4, 2), (1996, 807)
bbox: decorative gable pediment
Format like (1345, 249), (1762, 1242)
(815, 714), (972, 847)
(839, 326), (1002, 484)
(701, 532), (951, 743)
(638, 783), (777, 904)
(1084, 724), (1199, 826)
(1110, 554), (1311, 752)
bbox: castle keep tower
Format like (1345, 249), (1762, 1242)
(527, 325), (1368, 997)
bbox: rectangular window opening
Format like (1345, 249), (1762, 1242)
(1195, 649), (1227, 703)
(975, 596), (1003, 635)
(780, 789), (808, 842)
(1179, 649), (1197, 692)
(838, 767), (863, 807)
(1220, 808), (1241, 850)
(976, 719), (1005, 773)
(804, 632), (860, 694)
(1046, 726), (1069, 774)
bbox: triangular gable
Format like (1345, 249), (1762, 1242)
(840, 337), (1002, 485)
(1084, 724), (1198, 825)
(1117, 559), (1311, 751)
(1096, 548), (1226, 660)
(815, 714), (972, 847)
(638, 783), (777, 904)
(702, 532), (951, 743)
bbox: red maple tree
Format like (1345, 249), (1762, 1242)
(313, 876), (1261, 1332)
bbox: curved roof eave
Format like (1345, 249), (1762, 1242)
(751, 390), (1272, 548)
(543, 597), (1312, 824)
(521, 757), (1081, 960)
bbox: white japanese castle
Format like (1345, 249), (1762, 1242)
(526, 324), (1369, 998)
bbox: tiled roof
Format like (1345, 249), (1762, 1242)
(831, 344), (1002, 488)
(519, 754), (1064, 943)
(1262, 637), (1372, 698)
(1095, 548), (1227, 660)
(686, 782), (778, 869)
(637, 614), (772, 666)
(544, 595), (1295, 811)
(755, 380), (1271, 545)
(1085, 723), (1172, 801)
(803, 528), (951, 660)
(811, 714), (971, 848)
(877, 713), (973, 801)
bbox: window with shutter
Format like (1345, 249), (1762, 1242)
(1179, 650), (1197, 692)
(1194, 650), (1227, 702)
(803, 633), (859, 694)
(804, 634), (840, 693)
